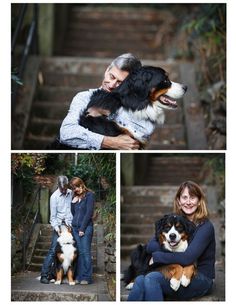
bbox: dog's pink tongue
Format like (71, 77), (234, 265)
(159, 95), (177, 108)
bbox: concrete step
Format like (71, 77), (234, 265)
(121, 203), (170, 215)
(121, 224), (154, 235)
(11, 272), (103, 301)
(40, 72), (101, 88)
(36, 86), (81, 102)
(121, 212), (166, 225)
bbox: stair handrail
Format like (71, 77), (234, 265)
(22, 186), (41, 271)
(11, 3), (39, 106)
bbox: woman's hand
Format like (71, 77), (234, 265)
(79, 231), (85, 237)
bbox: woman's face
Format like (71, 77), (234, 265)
(178, 187), (199, 218)
(72, 185), (84, 196)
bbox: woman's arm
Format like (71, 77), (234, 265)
(146, 236), (162, 254)
(152, 220), (215, 266)
(80, 192), (95, 232)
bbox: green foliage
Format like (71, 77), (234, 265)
(183, 4), (226, 85)
(12, 153), (46, 195)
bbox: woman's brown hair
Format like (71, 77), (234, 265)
(70, 177), (93, 197)
(173, 181), (209, 224)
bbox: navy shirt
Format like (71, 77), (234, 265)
(147, 219), (216, 279)
(71, 191), (95, 232)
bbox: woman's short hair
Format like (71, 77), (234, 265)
(108, 53), (142, 73)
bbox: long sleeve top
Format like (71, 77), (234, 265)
(49, 188), (73, 232)
(71, 191), (95, 232)
(60, 89), (159, 149)
(146, 219), (216, 279)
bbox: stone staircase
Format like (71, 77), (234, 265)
(28, 224), (98, 273)
(61, 5), (177, 60)
(11, 223), (110, 301)
(144, 155), (205, 185)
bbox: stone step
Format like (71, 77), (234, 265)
(121, 204), (170, 215)
(121, 234), (152, 246)
(121, 212), (165, 225)
(36, 86), (81, 102)
(32, 101), (70, 120)
(40, 72), (101, 88)
(40, 56), (175, 75)
(11, 271), (111, 301)
(23, 135), (55, 150)
(27, 117), (60, 137)
(70, 7), (161, 22)
(121, 224), (154, 235)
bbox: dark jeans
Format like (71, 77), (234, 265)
(127, 271), (213, 301)
(72, 225), (93, 283)
(41, 230), (58, 278)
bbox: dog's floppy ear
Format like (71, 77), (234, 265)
(118, 69), (154, 111)
(155, 214), (168, 240)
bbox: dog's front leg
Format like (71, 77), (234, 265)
(55, 268), (64, 285)
(180, 264), (196, 287)
(67, 267), (75, 285)
(168, 264), (184, 291)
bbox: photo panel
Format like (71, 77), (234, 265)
(120, 152), (225, 301)
(11, 152), (116, 301)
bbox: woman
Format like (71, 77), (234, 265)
(127, 181), (216, 301)
(70, 177), (95, 284)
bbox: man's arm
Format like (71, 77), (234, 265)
(60, 90), (140, 150)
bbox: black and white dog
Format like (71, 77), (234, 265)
(123, 214), (196, 291)
(80, 66), (187, 147)
(54, 223), (77, 285)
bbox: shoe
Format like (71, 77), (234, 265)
(80, 280), (89, 285)
(40, 276), (49, 284)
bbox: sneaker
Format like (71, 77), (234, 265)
(40, 276), (49, 284)
(80, 280), (89, 285)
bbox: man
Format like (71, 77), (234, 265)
(59, 53), (142, 150)
(40, 176), (72, 284)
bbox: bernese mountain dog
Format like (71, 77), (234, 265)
(54, 223), (77, 285)
(123, 214), (196, 291)
(80, 66), (187, 147)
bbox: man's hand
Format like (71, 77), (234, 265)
(102, 134), (140, 150)
(79, 231), (85, 237)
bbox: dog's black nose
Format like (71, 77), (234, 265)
(169, 233), (177, 240)
(183, 85), (188, 92)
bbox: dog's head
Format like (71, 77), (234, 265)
(155, 214), (195, 252)
(117, 66), (187, 111)
(57, 224), (74, 246)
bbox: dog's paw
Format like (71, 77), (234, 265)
(170, 278), (181, 291)
(54, 280), (61, 285)
(125, 282), (134, 290)
(69, 281), (76, 286)
(180, 274), (191, 287)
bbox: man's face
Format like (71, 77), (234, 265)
(102, 66), (129, 92)
(59, 186), (68, 195)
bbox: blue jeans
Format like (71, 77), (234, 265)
(127, 271), (213, 301)
(41, 230), (58, 277)
(72, 225), (93, 283)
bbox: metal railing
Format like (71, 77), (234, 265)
(22, 186), (41, 271)
(11, 3), (38, 106)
